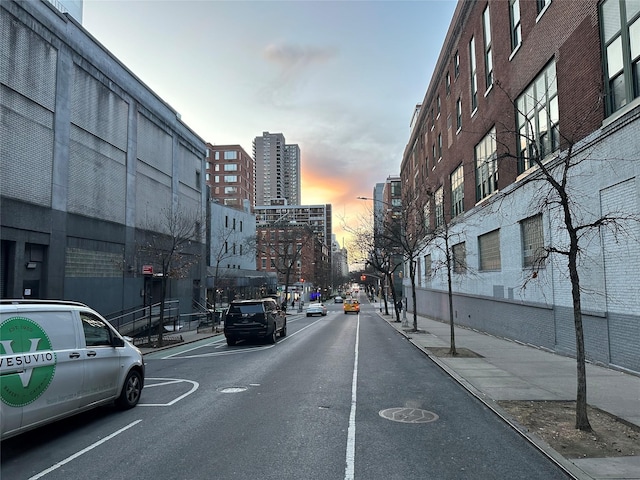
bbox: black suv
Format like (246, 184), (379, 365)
(224, 298), (287, 346)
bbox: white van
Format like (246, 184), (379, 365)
(0, 300), (145, 440)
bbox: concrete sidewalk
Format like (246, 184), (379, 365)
(384, 310), (640, 480)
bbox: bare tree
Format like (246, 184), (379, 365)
(139, 204), (202, 347)
(345, 209), (402, 320)
(492, 79), (640, 431)
(253, 222), (316, 309)
(209, 221), (253, 310)
(381, 181), (433, 331)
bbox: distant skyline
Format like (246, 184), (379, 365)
(83, 0), (457, 248)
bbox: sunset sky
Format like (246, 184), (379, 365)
(83, 0), (457, 252)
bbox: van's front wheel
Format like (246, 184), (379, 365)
(116, 370), (142, 409)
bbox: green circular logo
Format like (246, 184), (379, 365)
(0, 317), (56, 407)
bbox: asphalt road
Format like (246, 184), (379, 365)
(1, 299), (570, 480)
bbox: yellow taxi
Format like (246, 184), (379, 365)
(343, 298), (360, 314)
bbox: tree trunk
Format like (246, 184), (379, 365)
(410, 261), (418, 331)
(568, 247), (592, 431)
(445, 234), (456, 355)
(446, 262), (456, 356)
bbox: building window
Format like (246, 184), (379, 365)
(446, 72), (451, 95)
(436, 96), (441, 117)
(454, 51), (460, 78)
(423, 202), (431, 230)
(437, 133), (442, 160)
(456, 98), (462, 131)
(224, 175), (238, 182)
(224, 151), (238, 160)
(224, 164), (238, 171)
(483, 5), (493, 90)
(215, 151), (220, 160)
(537, 0), (552, 15)
(451, 164), (464, 218)
(510, 0), (522, 51)
(424, 254), (432, 279)
(434, 186), (444, 227)
(475, 127), (498, 201)
(470, 36), (478, 111)
(214, 175), (220, 183)
(224, 186), (238, 194)
(521, 214), (545, 268)
(601, 0), (640, 115)
(478, 229), (501, 271)
(452, 242), (467, 274)
(516, 61), (559, 172)
(430, 108), (435, 129)
(261, 258), (267, 269)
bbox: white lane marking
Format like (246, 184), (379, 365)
(138, 378), (199, 407)
(28, 420), (142, 480)
(163, 318), (324, 360)
(344, 314), (360, 480)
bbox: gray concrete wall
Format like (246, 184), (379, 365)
(1, 1), (207, 318)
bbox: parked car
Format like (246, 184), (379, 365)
(334, 296), (343, 303)
(343, 298), (360, 314)
(224, 298), (286, 346)
(0, 299), (145, 440)
(306, 303), (328, 317)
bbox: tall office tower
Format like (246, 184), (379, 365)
(253, 132), (301, 206)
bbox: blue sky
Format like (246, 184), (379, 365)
(83, 0), (457, 244)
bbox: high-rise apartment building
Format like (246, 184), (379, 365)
(206, 144), (254, 211)
(253, 131), (300, 206)
(284, 143), (301, 205)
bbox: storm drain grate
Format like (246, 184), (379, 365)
(379, 408), (439, 424)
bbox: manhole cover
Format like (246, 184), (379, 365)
(219, 387), (247, 393)
(379, 408), (439, 424)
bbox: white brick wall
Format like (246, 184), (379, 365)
(417, 110), (640, 316)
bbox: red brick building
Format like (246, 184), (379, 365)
(206, 144), (254, 211)
(402, 0), (605, 222)
(400, 0), (640, 373)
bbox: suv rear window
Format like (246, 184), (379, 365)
(228, 303), (264, 315)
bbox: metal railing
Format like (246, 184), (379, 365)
(106, 300), (180, 337)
